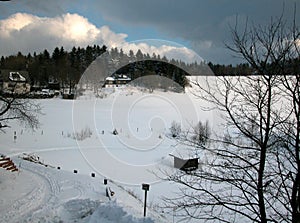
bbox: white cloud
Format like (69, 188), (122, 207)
(0, 13), (127, 55)
(0, 13), (37, 37)
(118, 41), (203, 63)
(0, 13), (202, 63)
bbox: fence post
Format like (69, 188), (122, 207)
(142, 183), (150, 217)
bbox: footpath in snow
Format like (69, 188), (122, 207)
(0, 157), (166, 223)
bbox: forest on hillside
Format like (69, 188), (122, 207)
(0, 45), (211, 89)
(2, 44), (297, 91)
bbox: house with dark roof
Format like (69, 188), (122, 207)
(103, 74), (131, 88)
(0, 70), (31, 94)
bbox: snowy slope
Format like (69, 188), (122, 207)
(0, 82), (219, 222)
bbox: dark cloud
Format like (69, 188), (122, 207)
(93, 0), (299, 63)
(0, 0), (76, 17)
(95, 0), (297, 39)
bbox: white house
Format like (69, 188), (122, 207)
(104, 74), (131, 88)
(0, 70), (31, 94)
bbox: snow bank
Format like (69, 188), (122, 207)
(89, 200), (154, 223)
(62, 199), (101, 222)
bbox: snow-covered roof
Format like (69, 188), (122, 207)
(116, 74), (131, 81)
(0, 70), (29, 82)
(105, 75), (131, 81)
(9, 72), (26, 82)
(105, 77), (115, 81)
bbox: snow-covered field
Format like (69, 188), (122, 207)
(0, 80), (220, 222)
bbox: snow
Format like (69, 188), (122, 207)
(0, 157), (166, 223)
(89, 201), (154, 223)
(0, 78), (220, 222)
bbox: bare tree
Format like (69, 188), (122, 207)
(272, 73), (300, 223)
(261, 13), (300, 222)
(274, 19), (300, 222)
(0, 93), (41, 130)
(163, 13), (300, 223)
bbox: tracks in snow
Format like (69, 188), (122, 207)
(0, 158), (104, 223)
(0, 163), (53, 223)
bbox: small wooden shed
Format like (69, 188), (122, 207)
(170, 154), (199, 171)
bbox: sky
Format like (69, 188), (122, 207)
(0, 0), (299, 64)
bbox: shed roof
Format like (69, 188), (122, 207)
(0, 70), (30, 82)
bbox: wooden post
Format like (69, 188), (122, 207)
(142, 183), (150, 217)
(144, 190), (147, 217)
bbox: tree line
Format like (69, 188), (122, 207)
(0, 44), (276, 91)
(0, 45), (107, 88)
(0, 45), (204, 89)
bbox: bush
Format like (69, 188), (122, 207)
(170, 121), (181, 138)
(192, 120), (210, 146)
(71, 127), (93, 141)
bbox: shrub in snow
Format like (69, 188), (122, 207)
(20, 153), (52, 167)
(191, 120), (210, 146)
(71, 126), (93, 141)
(169, 121), (181, 138)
